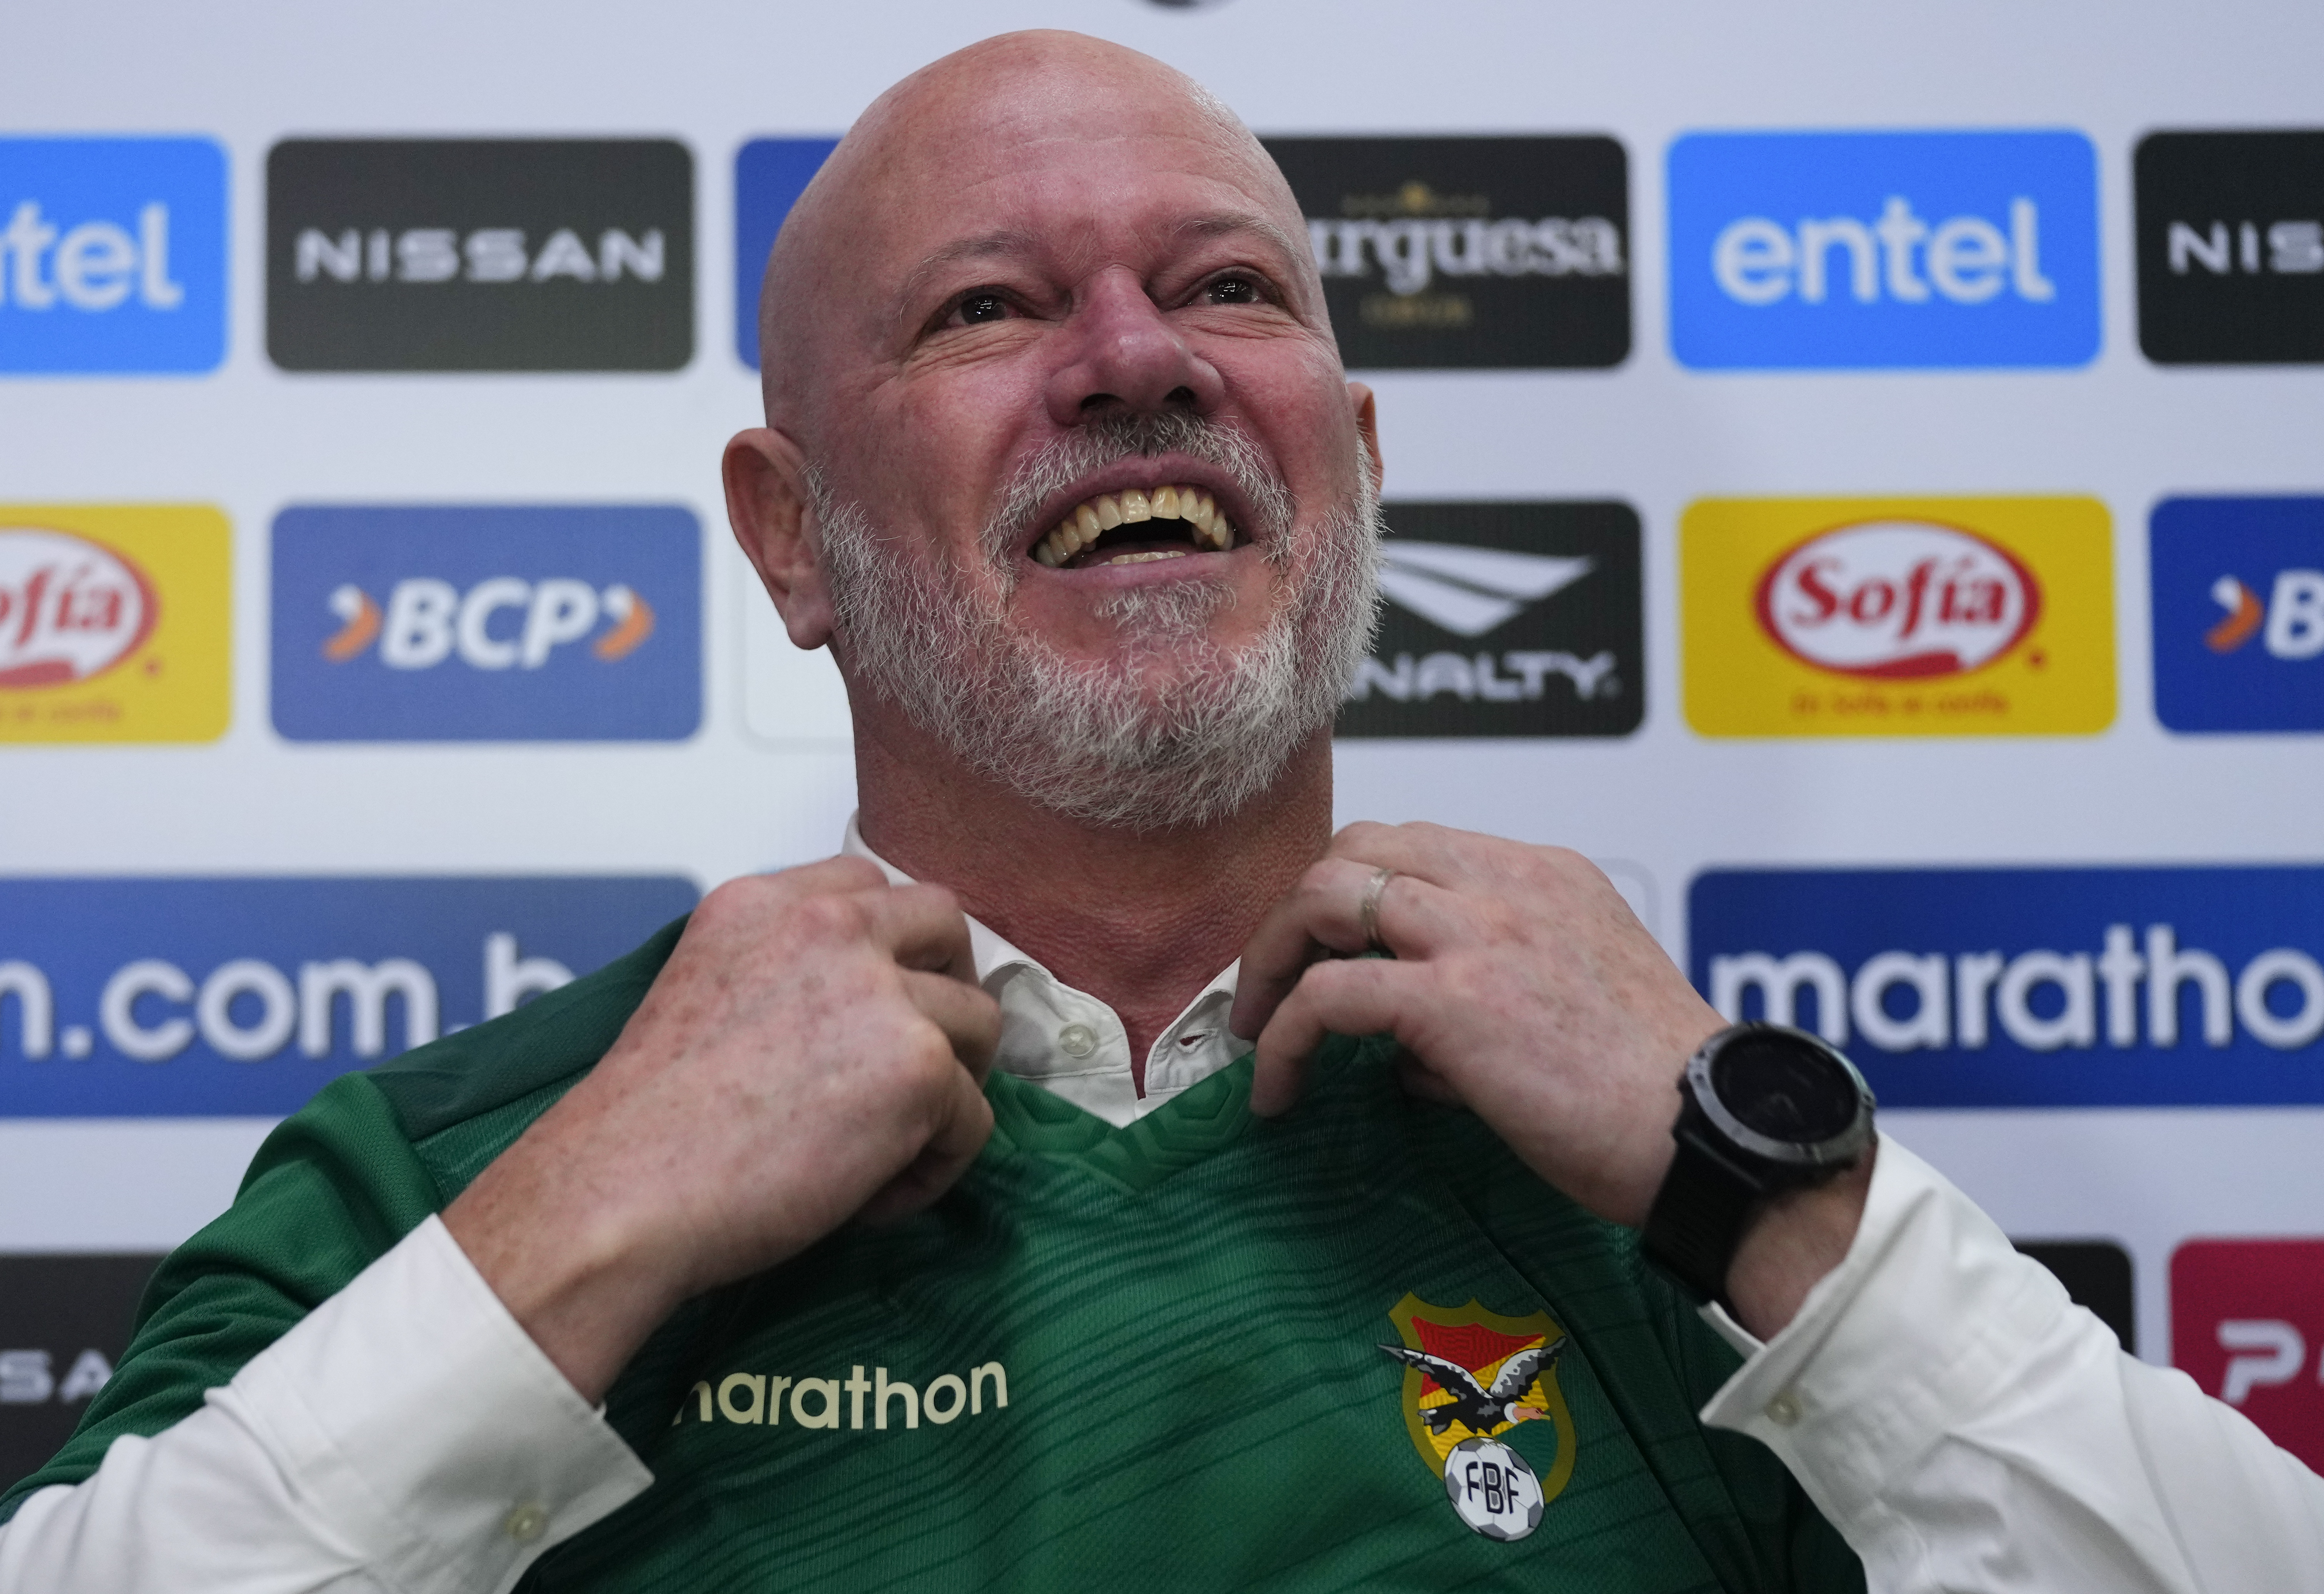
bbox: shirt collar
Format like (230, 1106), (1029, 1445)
(840, 812), (1246, 1126)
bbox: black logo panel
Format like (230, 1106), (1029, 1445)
(2137, 130), (2324, 365)
(2013, 1239), (2137, 1353)
(1338, 501), (1642, 739)
(0, 1254), (163, 1492)
(1261, 137), (1629, 370)
(267, 139), (694, 371)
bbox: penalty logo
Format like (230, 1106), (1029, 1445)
(1378, 1292), (1576, 1541)
(1375, 541), (1594, 638)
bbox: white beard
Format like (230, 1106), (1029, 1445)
(815, 414), (1383, 832)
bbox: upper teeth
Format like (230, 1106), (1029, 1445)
(1033, 485), (1236, 568)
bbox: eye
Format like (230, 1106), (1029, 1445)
(950, 290), (1012, 326)
(1203, 273), (1265, 306)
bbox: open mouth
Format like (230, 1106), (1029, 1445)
(1031, 485), (1239, 571)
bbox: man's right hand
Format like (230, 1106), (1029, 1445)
(441, 857), (1001, 1403)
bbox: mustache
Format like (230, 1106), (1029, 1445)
(979, 412), (1296, 566)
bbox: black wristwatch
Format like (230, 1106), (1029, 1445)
(1641, 1023), (1876, 1308)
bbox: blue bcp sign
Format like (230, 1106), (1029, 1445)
(0, 876), (698, 1117)
(271, 504), (702, 742)
(2152, 496), (2324, 734)
(0, 137), (227, 375)
(1690, 866), (2324, 1107)
(1667, 130), (2100, 370)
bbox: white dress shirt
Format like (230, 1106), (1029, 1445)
(5, 824), (2321, 1591)
(842, 814), (1246, 1127)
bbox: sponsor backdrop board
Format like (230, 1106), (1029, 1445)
(4, 0), (2323, 1482)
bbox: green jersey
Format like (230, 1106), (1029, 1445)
(4, 919), (1865, 1593)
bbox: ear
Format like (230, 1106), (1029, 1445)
(723, 426), (832, 650)
(1347, 381), (1383, 494)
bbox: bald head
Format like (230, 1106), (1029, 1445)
(757, 31), (1315, 436)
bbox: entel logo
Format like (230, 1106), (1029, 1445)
(1756, 520), (2039, 679)
(1668, 131), (2099, 370)
(0, 528), (156, 687)
(1713, 197), (2054, 309)
(323, 577), (653, 670)
(2205, 570), (2324, 659)
(5, 201), (186, 313)
(0, 138), (227, 373)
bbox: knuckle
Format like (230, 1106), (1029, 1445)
(1537, 844), (1589, 879)
(965, 993), (1003, 1048)
(691, 876), (763, 929)
(797, 892), (871, 943)
(832, 855), (887, 890)
(908, 883), (964, 921)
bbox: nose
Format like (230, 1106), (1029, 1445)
(1043, 269), (1226, 427)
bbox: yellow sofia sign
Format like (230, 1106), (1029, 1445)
(1681, 496), (2115, 737)
(0, 506), (230, 744)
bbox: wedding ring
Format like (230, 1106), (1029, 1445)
(1358, 866), (1397, 954)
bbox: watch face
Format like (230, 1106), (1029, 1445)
(1712, 1031), (1861, 1142)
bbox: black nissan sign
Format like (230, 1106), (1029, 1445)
(2137, 130), (2324, 365)
(0, 1253), (162, 1493)
(267, 139), (695, 371)
(1338, 501), (1643, 740)
(1261, 136), (1630, 370)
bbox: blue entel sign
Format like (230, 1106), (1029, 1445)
(1668, 130), (2100, 370)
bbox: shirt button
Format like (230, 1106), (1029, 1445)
(1058, 1023), (1098, 1058)
(504, 1503), (551, 1543)
(1764, 1392), (1802, 1427)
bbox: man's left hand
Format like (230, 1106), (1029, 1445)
(1232, 821), (1873, 1334)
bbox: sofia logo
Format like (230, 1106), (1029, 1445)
(1754, 520), (2040, 679)
(0, 528), (158, 688)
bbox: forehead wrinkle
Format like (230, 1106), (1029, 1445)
(1168, 211), (1308, 274)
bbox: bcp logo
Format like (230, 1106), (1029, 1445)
(1668, 130), (2099, 369)
(1682, 496), (2113, 737)
(2152, 496), (2324, 734)
(1337, 501), (1642, 739)
(0, 875), (697, 1117)
(1690, 866), (2324, 1108)
(0, 138), (226, 374)
(271, 505), (700, 742)
(0, 507), (229, 744)
(734, 138), (838, 369)
(2171, 1239), (2324, 1472)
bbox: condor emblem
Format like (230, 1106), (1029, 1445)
(1378, 1293), (1577, 1540)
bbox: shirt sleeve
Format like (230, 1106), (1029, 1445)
(0, 1215), (652, 1594)
(1696, 1133), (2324, 1593)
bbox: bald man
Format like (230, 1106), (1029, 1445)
(5, 32), (2321, 1594)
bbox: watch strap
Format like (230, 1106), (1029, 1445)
(1640, 1130), (1763, 1307)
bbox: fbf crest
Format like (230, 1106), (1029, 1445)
(1755, 520), (2040, 679)
(0, 528), (157, 688)
(1380, 1291), (1576, 1542)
